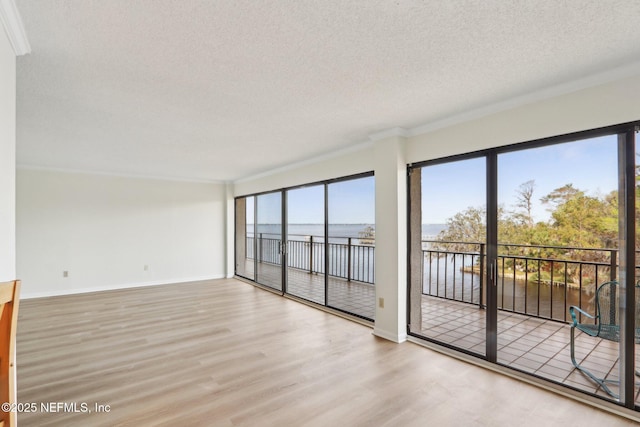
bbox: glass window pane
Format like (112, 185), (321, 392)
(286, 185), (325, 304)
(498, 135), (620, 401)
(410, 157), (487, 356)
(327, 176), (375, 319)
(256, 192), (282, 290)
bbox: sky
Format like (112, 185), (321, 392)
(422, 134), (621, 224)
(248, 175), (376, 224)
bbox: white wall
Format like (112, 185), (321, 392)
(17, 169), (226, 298)
(0, 28), (16, 281)
(407, 74), (640, 163)
(234, 143), (374, 197)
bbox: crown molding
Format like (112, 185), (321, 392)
(234, 139), (373, 184)
(368, 127), (409, 142)
(0, 0), (31, 56)
(16, 164), (225, 184)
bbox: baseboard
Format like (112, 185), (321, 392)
(21, 275), (226, 299)
(372, 327), (407, 343)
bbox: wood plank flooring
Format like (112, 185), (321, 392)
(15, 279), (637, 426)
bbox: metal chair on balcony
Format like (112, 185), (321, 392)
(569, 280), (640, 398)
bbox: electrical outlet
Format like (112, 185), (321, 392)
(378, 297), (384, 308)
(63, 271), (69, 278)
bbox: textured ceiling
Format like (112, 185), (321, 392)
(14, 0), (640, 182)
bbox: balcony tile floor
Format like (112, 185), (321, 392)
(420, 295), (640, 404)
(239, 260), (375, 319)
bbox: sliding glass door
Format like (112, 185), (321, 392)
(327, 176), (376, 319)
(408, 123), (638, 408)
(235, 173), (375, 320)
(286, 185), (325, 304)
(409, 157), (487, 356)
(496, 135), (621, 397)
(256, 192), (283, 291)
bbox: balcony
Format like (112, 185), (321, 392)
(419, 240), (640, 402)
(240, 234), (375, 319)
(419, 296), (638, 400)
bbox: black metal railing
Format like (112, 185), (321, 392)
(423, 242), (485, 306)
(422, 240), (637, 324)
(246, 233), (375, 284)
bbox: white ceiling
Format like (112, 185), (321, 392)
(14, 1), (640, 182)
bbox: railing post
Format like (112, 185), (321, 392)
(479, 243), (485, 309)
(259, 233), (263, 263)
(309, 235), (314, 274)
(610, 249), (617, 282)
(347, 238), (352, 282)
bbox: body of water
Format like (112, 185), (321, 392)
(249, 223), (374, 244)
(248, 223), (447, 241)
(423, 253), (599, 322)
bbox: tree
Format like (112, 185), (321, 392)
(549, 193), (614, 247)
(431, 179), (626, 285)
(435, 181), (622, 253)
(540, 184), (580, 211)
(358, 226), (375, 245)
(434, 206), (485, 253)
(513, 180), (535, 228)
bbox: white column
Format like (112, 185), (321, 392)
(372, 128), (408, 343)
(0, 30), (16, 281)
(225, 181), (235, 278)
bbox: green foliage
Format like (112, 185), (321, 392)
(436, 206), (485, 245)
(434, 180), (623, 283)
(437, 181), (619, 251)
(540, 183), (580, 210)
(546, 190), (616, 249)
(358, 226), (375, 245)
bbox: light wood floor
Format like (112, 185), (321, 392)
(15, 279), (637, 426)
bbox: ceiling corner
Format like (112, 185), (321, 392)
(0, 0), (31, 56)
